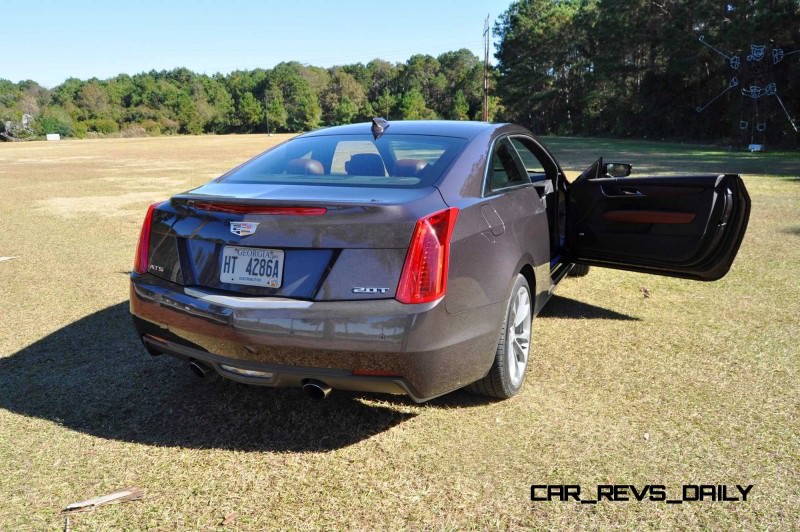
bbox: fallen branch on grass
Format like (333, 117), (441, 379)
(62, 487), (145, 513)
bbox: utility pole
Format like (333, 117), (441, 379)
(264, 88), (270, 136)
(482, 14), (490, 122)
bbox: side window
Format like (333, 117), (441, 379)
(487, 138), (529, 193)
(509, 137), (546, 175)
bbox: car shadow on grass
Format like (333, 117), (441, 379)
(354, 388), (501, 409)
(0, 302), (416, 452)
(783, 226), (800, 236)
(537, 295), (639, 321)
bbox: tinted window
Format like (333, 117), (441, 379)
(487, 138), (529, 192)
(510, 137), (546, 174)
(221, 134), (467, 188)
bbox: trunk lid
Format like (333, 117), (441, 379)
(145, 183), (447, 301)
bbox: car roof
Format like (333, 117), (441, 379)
(299, 120), (505, 140)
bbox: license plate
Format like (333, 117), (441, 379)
(220, 246), (284, 288)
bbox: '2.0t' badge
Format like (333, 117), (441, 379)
(230, 221), (259, 236)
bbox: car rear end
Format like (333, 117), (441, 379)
(129, 126), (499, 401)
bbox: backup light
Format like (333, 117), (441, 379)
(396, 207), (459, 304)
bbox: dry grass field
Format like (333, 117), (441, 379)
(0, 134), (798, 530)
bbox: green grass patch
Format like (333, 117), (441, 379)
(543, 135), (800, 178)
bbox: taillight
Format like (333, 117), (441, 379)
(396, 207), (459, 304)
(133, 202), (161, 274)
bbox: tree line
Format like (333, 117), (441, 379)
(0, 50), (492, 139)
(495, 0), (800, 146)
(1, 0), (798, 146)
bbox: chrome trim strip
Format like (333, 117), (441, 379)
(183, 287), (314, 309)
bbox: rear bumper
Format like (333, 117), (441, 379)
(129, 274), (501, 402)
(136, 326), (415, 397)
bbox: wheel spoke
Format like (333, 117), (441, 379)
(513, 291), (530, 327)
(513, 338), (528, 363)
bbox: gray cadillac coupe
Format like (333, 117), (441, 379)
(130, 119), (750, 402)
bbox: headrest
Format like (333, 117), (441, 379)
(345, 153), (386, 176)
(287, 158), (324, 175)
(393, 159), (427, 177)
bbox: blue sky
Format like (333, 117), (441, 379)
(2, 0), (511, 87)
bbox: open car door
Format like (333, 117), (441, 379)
(566, 159), (750, 281)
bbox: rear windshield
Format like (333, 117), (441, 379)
(220, 134), (467, 188)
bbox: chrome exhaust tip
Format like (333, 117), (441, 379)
(188, 359), (215, 380)
(302, 380), (332, 401)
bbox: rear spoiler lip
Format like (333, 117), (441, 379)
(172, 194), (335, 207)
(170, 193), (419, 210)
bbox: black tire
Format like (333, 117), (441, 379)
(568, 263), (590, 277)
(467, 274), (532, 399)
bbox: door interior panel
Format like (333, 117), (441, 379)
(566, 174), (750, 280)
(602, 210), (697, 224)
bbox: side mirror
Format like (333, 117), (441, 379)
(603, 162), (632, 178)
